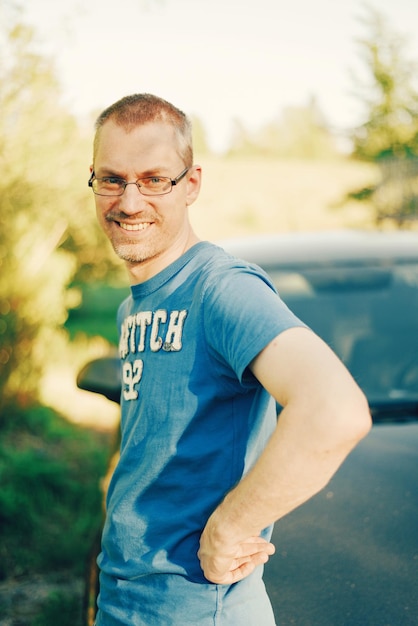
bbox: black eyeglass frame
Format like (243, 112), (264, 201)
(88, 166), (190, 197)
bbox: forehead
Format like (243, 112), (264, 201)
(94, 120), (182, 171)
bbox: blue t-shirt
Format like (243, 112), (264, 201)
(96, 242), (305, 626)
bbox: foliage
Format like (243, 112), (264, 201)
(0, 11), (123, 408)
(66, 283), (129, 345)
(370, 158), (418, 224)
(34, 591), (82, 626)
(348, 6), (418, 225)
(352, 7), (418, 161)
(0, 19), (72, 406)
(0, 403), (110, 581)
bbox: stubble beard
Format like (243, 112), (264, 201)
(111, 239), (152, 264)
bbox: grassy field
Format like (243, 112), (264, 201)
(189, 156), (378, 239)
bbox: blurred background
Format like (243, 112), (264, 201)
(1, 0), (418, 623)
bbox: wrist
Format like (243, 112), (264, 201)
(205, 494), (260, 546)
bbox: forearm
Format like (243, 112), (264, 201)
(198, 401), (369, 583)
(215, 327), (372, 540)
(205, 400), (368, 543)
(198, 327), (371, 583)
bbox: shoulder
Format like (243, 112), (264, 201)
(194, 242), (277, 295)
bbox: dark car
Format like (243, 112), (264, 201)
(78, 230), (418, 626)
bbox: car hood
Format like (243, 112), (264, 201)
(265, 420), (418, 625)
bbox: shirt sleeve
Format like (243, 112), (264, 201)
(201, 262), (307, 383)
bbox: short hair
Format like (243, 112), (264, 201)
(93, 93), (193, 166)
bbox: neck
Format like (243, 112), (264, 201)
(126, 228), (200, 285)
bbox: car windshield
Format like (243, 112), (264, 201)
(266, 262), (418, 403)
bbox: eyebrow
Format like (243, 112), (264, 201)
(96, 166), (170, 179)
(95, 167), (125, 178)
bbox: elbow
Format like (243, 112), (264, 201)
(352, 390), (372, 441)
(310, 382), (372, 454)
(335, 386), (372, 448)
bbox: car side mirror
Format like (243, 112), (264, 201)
(77, 356), (121, 404)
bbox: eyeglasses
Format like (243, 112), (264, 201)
(88, 167), (189, 197)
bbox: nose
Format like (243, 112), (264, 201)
(119, 183), (149, 215)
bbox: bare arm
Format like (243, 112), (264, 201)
(198, 327), (371, 583)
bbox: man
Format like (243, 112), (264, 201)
(89, 93), (371, 626)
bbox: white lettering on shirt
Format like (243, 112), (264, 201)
(119, 309), (188, 400)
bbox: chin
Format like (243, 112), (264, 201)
(113, 238), (163, 264)
(113, 242), (147, 263)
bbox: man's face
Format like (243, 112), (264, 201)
(92, 120), (200, 273)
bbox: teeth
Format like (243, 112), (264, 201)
(119, 222), (150, 231)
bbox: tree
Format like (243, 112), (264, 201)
(226, 99), (338, 159)
(349, 6), (418, 224)
(257, 99), (338, 159)
(0, 11), (120, 410)
(226, 118), (258, 158)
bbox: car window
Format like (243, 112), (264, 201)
(266, 263), (418, 400)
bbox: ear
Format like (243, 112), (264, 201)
(186, 165), (202, 207)
(89, 164), (93, 174)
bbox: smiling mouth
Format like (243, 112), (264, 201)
(118, 222), (151, 232)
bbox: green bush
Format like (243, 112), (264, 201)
(34, 590), (82, 626)
(0, 404), (111, 580)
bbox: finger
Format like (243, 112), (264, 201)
(232, 548), (272, 570)
(230, 552), (270, 571)
(222, 552), (271, 585)
(237, 540), (275, 558)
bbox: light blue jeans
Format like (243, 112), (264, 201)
(94, 569), (277, 625)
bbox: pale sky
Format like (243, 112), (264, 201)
(22, 0), (418, 151)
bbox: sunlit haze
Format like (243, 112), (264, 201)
(22, 0), (418, 152)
